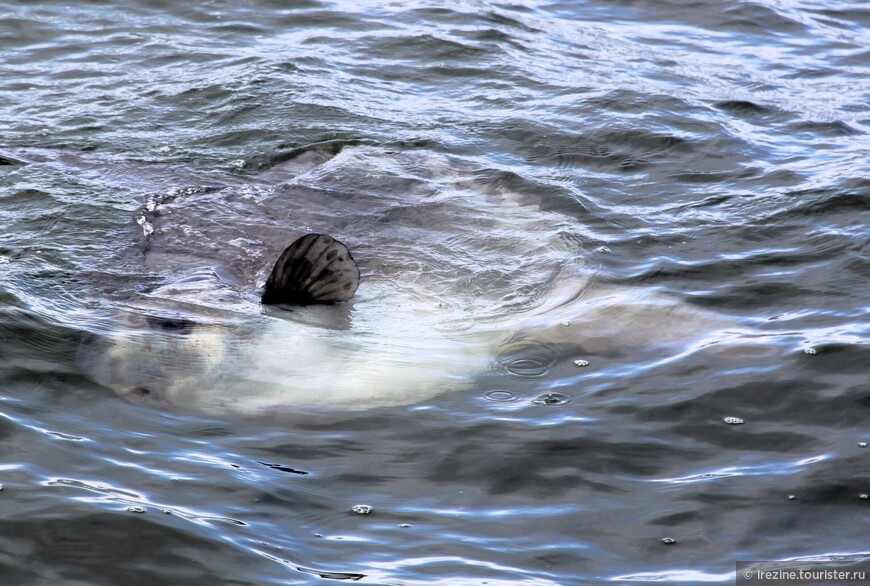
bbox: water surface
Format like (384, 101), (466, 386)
(1, 0), (868, 584)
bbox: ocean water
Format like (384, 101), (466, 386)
(1, 0), (869, 584)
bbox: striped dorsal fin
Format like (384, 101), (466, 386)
(261, 234), (359, 305)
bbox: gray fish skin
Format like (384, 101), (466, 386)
(35, 145), (747, 416)
(261, 233), (360, 305)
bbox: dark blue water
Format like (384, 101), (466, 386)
(1, 1), (868, 584)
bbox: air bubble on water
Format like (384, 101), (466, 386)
(723, 416), (744, 425)
(804, 347), (817, 355)
(858, 442), (867, 448)
(127, 506), (146, 513)
(787, 495), (796, 500)
(532, 392), (572, 406)
(596, 246), (611, 253)
(162, 509), (172, 514)
(561, 320), (571, 327)
(231, 159), (246, 170)
(573, 359), (589, 367)
(859, 494), (868, 500)
(157, 145), (171, 154)
(314, 533), (323, 538)
(399, 524), (411, 528)
(351, 504), (372, 515)
(661, 537), (676, 544)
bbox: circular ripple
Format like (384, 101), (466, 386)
(483, 390), (519, 402)
(496, 344), (561, 379)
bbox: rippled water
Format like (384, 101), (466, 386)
(1, 0), (869, 584)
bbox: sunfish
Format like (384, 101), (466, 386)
(68, 145), (731, 417)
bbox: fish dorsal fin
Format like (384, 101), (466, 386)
(262, 234), (360, 305)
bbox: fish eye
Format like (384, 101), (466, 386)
(146, 315), (196, 333)
(125, 386), (160, 404)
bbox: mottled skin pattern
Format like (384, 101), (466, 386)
(261, 234), (360, 305)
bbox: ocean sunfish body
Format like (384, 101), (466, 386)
(67, 146), (732, 416)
